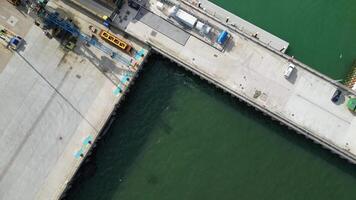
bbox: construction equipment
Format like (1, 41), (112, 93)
(0, 26), (23, 50)
(102, 15), (111, 28)
(34, 6), (134, 71)
(63, 37), (77, 51)
(56, 29), (77, 51)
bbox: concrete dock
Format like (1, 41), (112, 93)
(0, 1), (149, 199)
(181, 0), (290, 52)
(115, 0), (356, 163)
(0, 0), (356, 199)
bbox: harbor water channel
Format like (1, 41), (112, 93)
(64, 0), (356, 199)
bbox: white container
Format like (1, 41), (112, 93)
(195, 21), (204, 31)
(195, 21), (212, 35)
(156, 2), (164, 10)
(175, 9), (197, 28)
(168, 6), (177, 17)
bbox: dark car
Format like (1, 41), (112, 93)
(331, 89), (342, 103)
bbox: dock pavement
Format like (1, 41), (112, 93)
(0, 1), (149, 199)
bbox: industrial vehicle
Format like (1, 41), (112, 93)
(8, 36), (23, 50)
(0, 26), (23, 50)
(32, 1), (133, 66)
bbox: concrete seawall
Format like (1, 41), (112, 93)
(122, 0), (356, 165)
(150, 45), (356, 164)
(179, 0), (355, 96)
(59, 50), (151, 199)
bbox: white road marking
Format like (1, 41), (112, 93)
(6, 16), (18, 27)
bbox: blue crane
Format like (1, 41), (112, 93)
(40, 10), (133, 70)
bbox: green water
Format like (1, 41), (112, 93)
(211, 0), (356, 79)
(64, 1), (356, 200)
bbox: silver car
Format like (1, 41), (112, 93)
(284, 63), (295, 79)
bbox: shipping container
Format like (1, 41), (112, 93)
(175, 9), (197, 28)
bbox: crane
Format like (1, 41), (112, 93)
(36, 7), (133, 70)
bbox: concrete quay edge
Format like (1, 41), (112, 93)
(149, 44), (356, 164)
(64, 0), (356, 166)
(179, 0), (356, 96)
(56, 49), (152, 199)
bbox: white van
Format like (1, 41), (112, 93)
(284, 63), (295, 79)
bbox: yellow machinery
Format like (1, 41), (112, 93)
(99, 30), (132, 54)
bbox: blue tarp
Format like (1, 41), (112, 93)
(217, 31), (228, 45)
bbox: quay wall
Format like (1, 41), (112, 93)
(149, 44), (356, 164)
(58, 50), (152, 199)
(67, 0), (356, 169)
(180, 0), (356, 96)
(148, 45), (356, 164)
